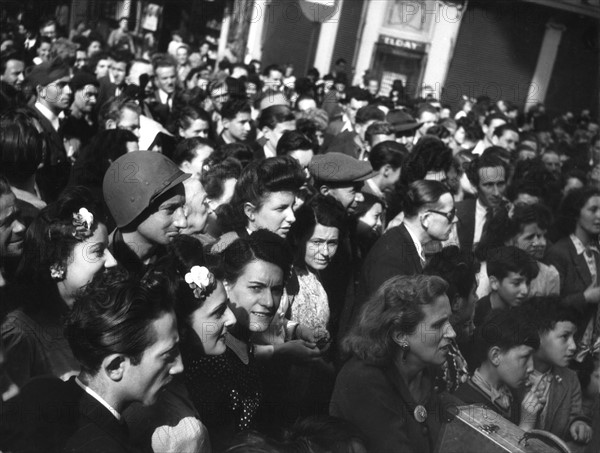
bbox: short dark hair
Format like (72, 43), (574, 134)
(466, 153), (509, 188)
(522, 296), (578, 335)
(89, 50), (110, 70)
(416, 103), (437, 118)
(424, 245), (476, 301)
(368, 140), (408, 171)
(472, 308), (539, 368)
(258, 105), (295, 131)
(262, 64), (282, 77)
(222, 229), (293, 284)
(287, 195), (346, 268)
(484, 112), (507, 127)
(365, 121), (393, 144)
(98, 97), (141, 129)
(65, 267), (175, 372)
(175, 105), (211, 132)
(1, 49), (24, 74)
(399, 136), (453, 186)
(402, 180), (450, 218)
(221, 98), (251, 121)
(355, 105), (385, 125)
(110, 49), (133, 65)
(487, 246), (539, 282)
(152, 53), (177, 71)
(171, 137), (215, 166)
(276, 130), (314, 156)
(493, 123), (519, 139)
(200, 154), (243, 200)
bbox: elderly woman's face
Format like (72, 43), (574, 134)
(404, 294), (456, 366)
(226, 259), (284, 332)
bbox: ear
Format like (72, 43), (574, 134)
(243, 202), (257, 222)
(262, 126), (273, 139)
(178, 127), (186, 137)
(450, 294), (462, 313)
(180, 161), (192, 174)
(391, 330), (407, 347)
(381, 164), (392, 177)
(489, 275), (499, 291)
(420, 211), (431, 230)
(488, 345), (502, 366)
(102, 353), (127, 382)
(105, 119), (117, 130)
(319, 185), (330, 196)
(222, 117), (230, 130)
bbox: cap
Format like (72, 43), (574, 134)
(25, 57), (70, 87)
(308, 152), (376, 184)
(102, 151), (190, 228)
(69, 71), (99, 92)
(387, 109), (421, 133)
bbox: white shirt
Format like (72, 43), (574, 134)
(75, 377), (121, 421)
(403, 221), (426, 267)
(473, 199), (488, 245)
(157, 89), (173, 109)
(35, 101), (60, 131)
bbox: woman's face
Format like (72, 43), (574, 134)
(56, 223), (117, 307)
(304, 223), (339, 271)
(511, 222), (547, 260)
(577, 195), (600, 237)
(404, 294), (456, 367)
(248, 191), (296, 238)
(37, 42), (51, 61)
(188, 281), (236, 355)
(359, 203), (383, 233)
(226, 259), (284, 332)
(87, 40), (102, 56)
(454, 126), (465, 145)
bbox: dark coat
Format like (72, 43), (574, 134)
(30, 105), (71, 202)
(1, 376), (137, 453)
(330, 358), (453, 453)
(545, 237), (599, 336)
(455, 198), (477, 252)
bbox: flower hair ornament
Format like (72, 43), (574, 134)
(72, 207), (95, 240)
(185, 266), (217, 300)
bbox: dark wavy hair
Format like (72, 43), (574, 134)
(402, 179), (451, 218)
(398, 136), (453, 186)
(287, 195), (346, 269)
(554, 187), (600, 238)
(65, 266), (175, 372)
(343, 274), (448, 366)
(220, 156), (305, 233)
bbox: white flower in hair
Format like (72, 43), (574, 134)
(72, 207), (95, 239)
(184, 266), (215, 299)
(77, 208), (94, 230)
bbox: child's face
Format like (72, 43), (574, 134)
(496, 345), (535, 389)
(493, 271), (529, 307)
(538, 321), (577, 368)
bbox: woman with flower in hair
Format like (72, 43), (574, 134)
(1, 186), (117, 389)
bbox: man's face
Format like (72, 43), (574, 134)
(367, 80), (379, 96)
(422, 192), (457, 241)
(136, 185), (188, 246)
(418, 111), (437, 136)
(477, 166), (506, 208)
(125, 311), (183, 406)
(41, 76), (72, 111)
(497, 130), (519, 153)
(541, 152), (561, 178)
(180, 119), (209, 139)
(265, 69), (283, 90)
(176, 48), (189, 66)
(496, 345), (535, 390)
(95, 58), (111, 78)
(2, 59), (24, 89)
(265, 121), (296, 150)
(155, 66), (177, 95)
(347, 98), (368, 124)
(40, 24), (56, 40)
(110, 61), (127, 85)
(74, 50), (88, 69)
(181, 178), (211, 236)
(180, 145), (214, 177)
(117, 107), (140, 138)
(73, 84), (98, 113)
(127, 62), (154, 95)
(327, 183), (363, 213)
(87, 40), (102, 57)
(225, 112), (252, 142)
(486, 118), (507, 142)
(0, 193), (25, 258)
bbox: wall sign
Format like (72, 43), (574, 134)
(379, 34), (426, 52)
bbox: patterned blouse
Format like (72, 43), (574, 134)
(289, 267), (330, 337)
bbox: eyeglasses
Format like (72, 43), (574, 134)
(427, 207), (457, 223)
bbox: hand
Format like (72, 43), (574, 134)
(570, 420), (592, 444)
(583, 284), (600, 304)
(296, 324), (317, 343)
(519, 388), (546, 431)
(273, 340), (321, 363)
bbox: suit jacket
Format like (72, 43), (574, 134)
(330, 358), (454, 453)
(147, 90), (175, 128)
(30, 105), (71, 202)
(1, 376), (137, 453)
(96, 75), (124, 111)
(455, 198), (477, 252)
(545, 237), (598, 335)
(539, 366), (590, 441)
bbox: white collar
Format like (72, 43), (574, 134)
(403, 221), (425, 264)
(570, 234), (600, 256)
(75, 377), (121, 420)
(158, 89), (171, 104)
(35, 101), (59, 131)
(365, 178), (384, 198)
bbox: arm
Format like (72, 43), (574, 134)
(566, 371), (592, 443)
(545, 246), (590, 311)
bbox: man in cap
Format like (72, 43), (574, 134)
(26, 57), (72, 202)
(386, 109), (421, 151)
(102, 151), (189, 273)
(61, 72), (99, 152)
(308, 152), (376, 340)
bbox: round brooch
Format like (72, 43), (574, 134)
(414, 405), (428, 423)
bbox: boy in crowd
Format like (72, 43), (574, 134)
(473, 246), (538, 327)
(455, 309), (543, 430)
(522, 297), (592, 444)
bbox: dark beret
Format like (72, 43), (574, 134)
(25, 57), (70, 88)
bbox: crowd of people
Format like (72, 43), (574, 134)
(0, 12), (600, 453)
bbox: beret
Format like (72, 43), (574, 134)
(25, 57), (71, 87)
(69, 71), (99, 92)
(308, 152), (376, 184)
